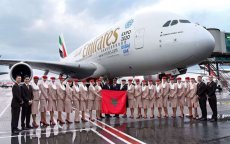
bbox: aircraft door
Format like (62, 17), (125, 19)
(134, 28), (145, 49)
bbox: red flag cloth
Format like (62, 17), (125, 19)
(101, 90), (127, 114)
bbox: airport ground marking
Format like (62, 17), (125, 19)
(0, 102), (11, 118)
(80, 114), (130, 144)
(91, 128), (116, 144)
(85, 114), (146, 144)
(0, 128), (91, 139)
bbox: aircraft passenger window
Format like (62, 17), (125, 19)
(171, 20), (178, 26)
(163, 20), (171, 27)
(179, 20), (191, 23)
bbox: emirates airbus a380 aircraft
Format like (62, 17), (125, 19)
(0, 10), (215, 82)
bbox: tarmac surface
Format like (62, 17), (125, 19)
(0, 88), (230, 144)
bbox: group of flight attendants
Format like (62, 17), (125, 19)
(104, 75), (217, 122)
(112, 76), (199, 119)
(11, 75), (104, 134)
(11, 74), (217, 134)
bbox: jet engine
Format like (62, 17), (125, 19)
(10, 62), (33, 82)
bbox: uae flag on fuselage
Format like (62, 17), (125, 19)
(59, 34), (68, 58)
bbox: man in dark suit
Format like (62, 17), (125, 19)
(119, 79), (128, 118)
(196, 76), (207, 121)
(21, 75), (33, 129)
(206, 76), (217, 122)
(11, 75), (23, 134)
(102, 79), (110, 90)
(110, 79), (120, 118)
(113, 79), (128, 118)
(102, 79), (111, 118)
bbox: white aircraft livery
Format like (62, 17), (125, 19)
(0, 10), (215, 82)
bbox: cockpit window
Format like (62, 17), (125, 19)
(163, 20), (171, 27)
(171, 20), (178, 26)
(179, 20), (191, 23)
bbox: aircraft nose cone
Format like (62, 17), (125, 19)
(193, 27), (215, 60)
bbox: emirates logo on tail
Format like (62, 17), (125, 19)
(59, 34), (68, 58)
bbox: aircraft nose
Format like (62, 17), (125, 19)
(193, 26), (215, 60)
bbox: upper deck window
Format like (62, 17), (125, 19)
(163, 20), (171, 27)
(171, 20), (178, 26)
(179, 20), (191, 23)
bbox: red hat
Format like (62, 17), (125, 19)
(96, 79), (101, 82)
(156, 79), (160, 82)
(128, 79), (133, 82)
(59, 76), (64, 80)
(82, 79), (87, 83)
(74, 79), (79, 82)
(177, 77), (181, 80)
(162, 76), (167, 79)
(166, 74), (172, 77)
(148, 80), (153, 82)
(142, 80), (147, 83)
(135, 79), (140, 82)
(33, 76), (39, 79)
(170, 77), (174, 80)
(67, 79), (72, 82)
(42, 75), (48, 79)
(185, 77), (190, 80)
(50, 77), (56, 80)
(90, 79), (94, 83)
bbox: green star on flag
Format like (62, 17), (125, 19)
(111, 98), (118, 106)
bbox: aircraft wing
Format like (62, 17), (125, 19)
(0, 72), (8, 75)
(0, 59), (97, 79)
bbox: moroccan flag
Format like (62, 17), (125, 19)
(101, 90), (127, 114)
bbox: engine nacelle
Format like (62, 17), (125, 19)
(10, 62), (33, 82)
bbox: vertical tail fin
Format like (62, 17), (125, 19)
(59, 34), (68, 58)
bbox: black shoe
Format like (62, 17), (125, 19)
(100, 116), (105, 119)
(15, 128), (22, 131)
(122, 115), (127, 118)
(22, 127), (29, 130)
(12, 130), (20, 135)
(200, 118), (207, 121)
(26, 125), (33, 129)
(97, 118), (102, 121)
(210, 118), (217, 122)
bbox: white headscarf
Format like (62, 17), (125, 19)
(90, 83), (95, 91)
(73, 83), (79, 92)
(96, 84), (102, 91)
(162, 82), (166, 88)
(156, 84), (160, 93)
(184, 82), (189, 89)
(149, 84), (153, 90)
(177, 82), (182, 89)
(42, 80), (48, 89)
(190, 83), (195, 90)
(31, 82), (39, 90)
(51, 82), (57, 90)
(81, 84), (87, 91)
(135, 84), (140, 89)
(67, 82), (73, 91)
(59, 82), (66, 90)
(170, 83), (174, 90)
(128, 84), (132, 90)
(142, 85), (147, 91)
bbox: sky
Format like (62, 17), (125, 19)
(0, 0), (230, 77)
